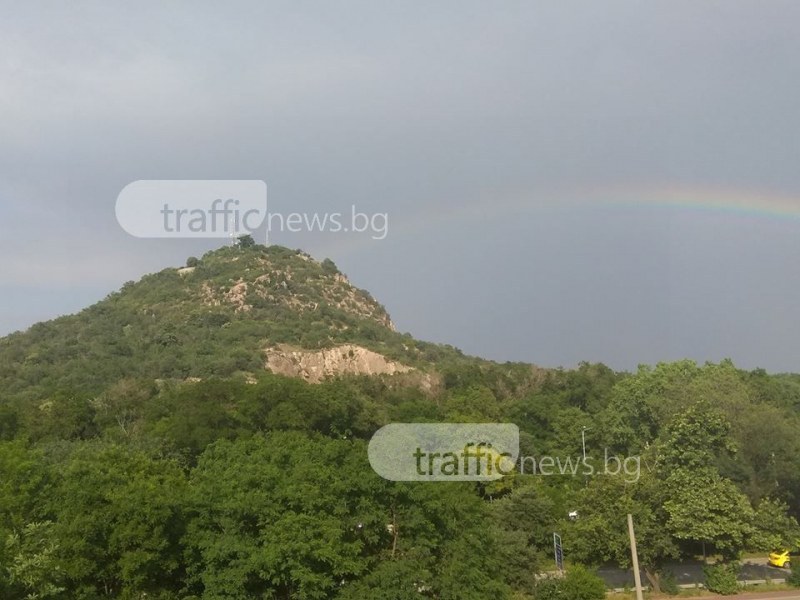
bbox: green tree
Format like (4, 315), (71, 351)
(236, 234), (256, 248)
(750, 498), (800, 551)
(0, 442), (51, 597)
(147, 378), (245, 457)
(185, 432), (385, 599)
(321, 258), (340, 275)
(567, 473), (678, 593)
(186, 431), (510, 599)
(26, 392), (98, 442)
(4, 521), (65, 599)
(336, 557), (432, 600)
(443, 385), (501, 421)
(658, 402), (735, 470)
(663, 468), (754, 560)
(657, 403), (754, 560)
(385, 482), (509, 600)
(48, 443), (187, 598)
(490, 483), (554, 586)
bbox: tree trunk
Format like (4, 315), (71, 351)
(644, 569), (661, 594)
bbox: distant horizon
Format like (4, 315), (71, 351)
(1, 240), (794, 376)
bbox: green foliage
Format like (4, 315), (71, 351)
(749, 498), (800, 551)
(26, 392), (99, 442)
(321, 257), (340, 275)
(660, 569), (679, 595)
(336, 558), (432, 599)
(0, 245), (476, 408)
(48, 442), (187, 598)
(4, 521), (65, 599)
(659, 401), (735, 470)
(235, 234), (256, 248)
(567, 473), (679, 592)
(186, 432), (376, 598)
(444, 385), (501, 421)
(702, 562), (739, 595)
(3, 244), (800, 598)
(491, 483), (555, 568)
(663, 467), (754, 559)
(560, 565), (607, 600)
(532, 576), (562, 600)
(568, 388), (762, 588)
(786, 564), (800, 587)
(0, 442), (50, 533)
(146, 378), (246, 457)
(533, 566), (606, 600)
(185, 432), (507, 599)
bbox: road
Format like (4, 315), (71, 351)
(724, 593), (800, 600)
(597, 557), (790, 589)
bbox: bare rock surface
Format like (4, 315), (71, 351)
(265, 344), (412, 382)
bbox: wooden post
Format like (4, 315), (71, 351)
(628, 514), (644, 600)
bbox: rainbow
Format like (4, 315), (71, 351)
(595, 184), (800, 222)
(424, 184), (800, 228)
(307, 184), (800, 258)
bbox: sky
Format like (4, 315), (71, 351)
(2, 1), (800, 372)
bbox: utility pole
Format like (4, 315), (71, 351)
(627, 513), (644, 600)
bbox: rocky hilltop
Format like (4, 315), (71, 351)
(0, 243), (471, 403)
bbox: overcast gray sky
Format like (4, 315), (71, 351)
(2, 1), (800, 372)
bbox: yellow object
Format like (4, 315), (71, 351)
(769, 549), (792, 568)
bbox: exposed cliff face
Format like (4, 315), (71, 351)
(265, 344), (412, 383)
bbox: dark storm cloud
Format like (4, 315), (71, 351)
(2, 1), (799, 370)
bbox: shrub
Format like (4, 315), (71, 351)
(186, 256), (199, 267)
(236, 234), (256, 248)
(660, 569), (679, 595)
(703, 562), (739, 595)
(321, 258), (340, 275)
(561, 565), (607, 600)
(532, 576), (561, 600)
(533, 566), (606, 600)
(786, 565), (800, 587)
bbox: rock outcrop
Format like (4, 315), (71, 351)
(265, 344), (412, 383)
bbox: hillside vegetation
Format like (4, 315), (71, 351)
(1, 242), (800, 599)
(0, 244), (472, 405)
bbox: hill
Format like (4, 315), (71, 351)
(0, 243), (484, 404)
(3, 242), (800, 598)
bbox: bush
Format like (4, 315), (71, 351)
(532, 576), (561, 600)
(236, 234), (256, 248)
(561, 565), (607, 600)
(703, 562), (739, 595)
(786, 565), (800, 587)
(660, 570), (679, 595)
(533, 566), (606, 600)
(186, 256), (199, 267)
(321, 258), (340, 275)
